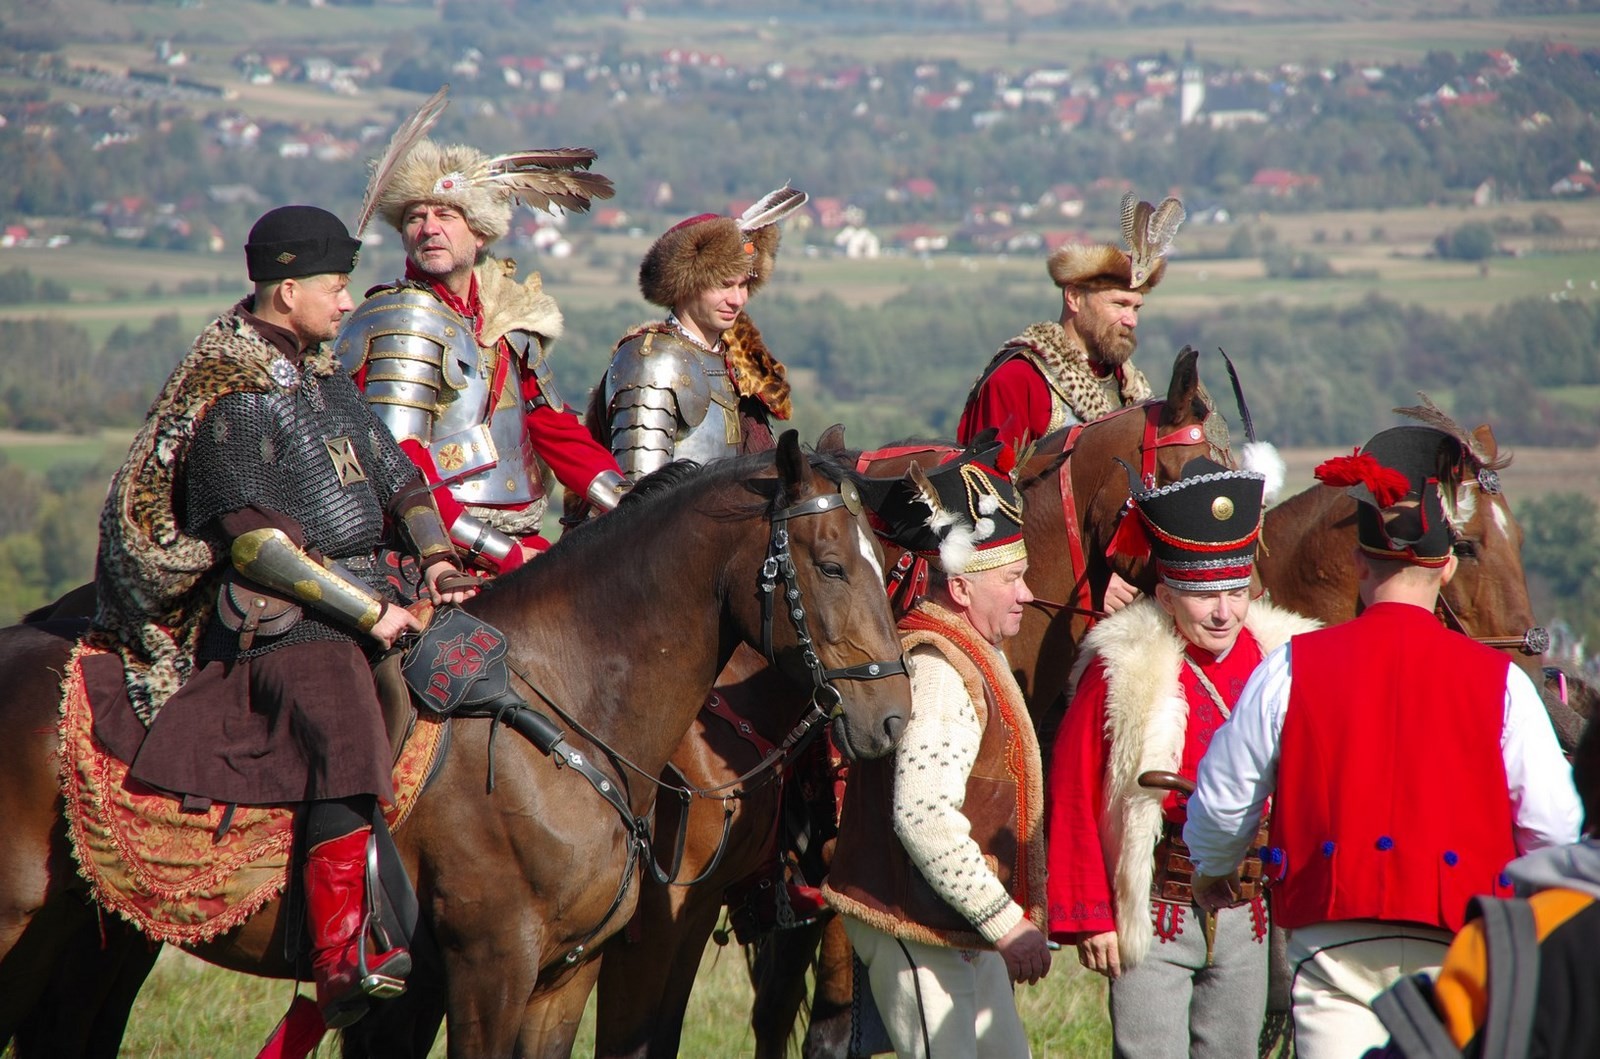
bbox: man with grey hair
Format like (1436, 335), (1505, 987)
(825, 436), (1052, 1057)
(339, 137), (627, 574)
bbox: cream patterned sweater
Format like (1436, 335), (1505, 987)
(891, 643), (1023, 943)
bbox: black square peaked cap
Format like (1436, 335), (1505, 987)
(245, 205), (361, 282)
(1129, 455), (1265, 590)
(1351, 425), (1455, 563)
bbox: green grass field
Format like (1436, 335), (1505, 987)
(96, 932), (1109, 1057)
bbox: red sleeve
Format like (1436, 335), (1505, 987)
(398, 438), (467, 528)
(519, 367), (623, 496)
(1046, 657), (1118, 941)
(957, 358), (1053, 449)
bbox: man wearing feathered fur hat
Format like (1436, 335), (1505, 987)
(958, 192), (1184, 450)
(92, 205), (479, 1031)
(337, 135), (628, 575)
(959, 192), (1185, 615)
(825, 435), (1052, 1056)
(1184, 425), (1581, 1058)
(587, 187), (807, 482)
(1047, 456), (1316, 1058)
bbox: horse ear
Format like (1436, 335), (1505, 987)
(817, 423), (848, 455)
(1472, 423), (1499, 462)
(776, 429), (809, 494)
(1163, 345), (1203, 426)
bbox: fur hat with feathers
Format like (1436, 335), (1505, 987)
(373, 138), (613, 246)
(1047, 241), (1165, 293)
(376, 140), (515, 243)
(638, 186), (808, 310)
(640, 217), (780, 309)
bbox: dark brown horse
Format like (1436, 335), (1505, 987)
(593, 346), (1232, 1059)
(0, 433), (912, 1059)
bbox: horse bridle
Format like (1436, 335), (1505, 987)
(760, 479), (909, 722)
(476, 478), (910, 964)
(1434, 466), (1549, 656)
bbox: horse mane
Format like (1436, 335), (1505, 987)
(485, 449), (850, 608)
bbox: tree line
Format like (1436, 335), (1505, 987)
(2, 289), (1598, 644)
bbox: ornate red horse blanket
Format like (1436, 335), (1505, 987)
(58, 638), (443, 946)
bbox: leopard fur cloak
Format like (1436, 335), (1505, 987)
(94, 301), (338, 724)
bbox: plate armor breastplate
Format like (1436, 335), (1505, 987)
(337, 286), (545, 507)
(604, 328), (741, 481)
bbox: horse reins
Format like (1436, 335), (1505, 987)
(1431, 466), (1549, 656)
(1037, 401), (1211, 621)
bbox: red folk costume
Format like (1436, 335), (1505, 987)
(1048, 619), (1286, 950)
(1044, 454), (1317, 1058)
(337, 137), (627, 575)
(1271, 604), (1518, 933)
(1183, 425), (1582, 1059)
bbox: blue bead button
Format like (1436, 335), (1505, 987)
(1376, 836), (1394, 851)
(1443, 851), (1459, 866)
(1321, 841), (1336, 857)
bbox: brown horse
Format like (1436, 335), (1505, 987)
(593, 346), (1232, 1059)
(0, 433), (912, 1059)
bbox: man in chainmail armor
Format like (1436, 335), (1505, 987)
(91, 206), (476, 1030)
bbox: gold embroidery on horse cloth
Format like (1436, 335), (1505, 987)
(59, 638), (444, 946)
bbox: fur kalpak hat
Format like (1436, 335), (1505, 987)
(1119, 456), (1266, 592)
(1315, 426), (1455, 567)
(1048, 191), (1186, 294)
(863, 432), (1027, 576)
(639, 186), (808, 309)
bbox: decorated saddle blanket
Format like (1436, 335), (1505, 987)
(59, 638), (444, 946)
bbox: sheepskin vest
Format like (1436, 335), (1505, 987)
(1070, 596), (1315, 968)
(824, 600), (1046, 949)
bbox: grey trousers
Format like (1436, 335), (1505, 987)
(1109, 899), (1269, 1059)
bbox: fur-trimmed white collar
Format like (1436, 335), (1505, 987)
(1070, 596), (1317, 968)
(475, 258), (563, 350)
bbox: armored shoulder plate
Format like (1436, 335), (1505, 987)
(335, 287), (480, 445)
(606, 329), (713, 428)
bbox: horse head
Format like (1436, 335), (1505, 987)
(1424, 419), (1545, 669)
(732, 430), (911, 761)
(1058, 344), (1235, 602)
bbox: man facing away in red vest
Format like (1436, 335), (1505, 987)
(1182, 424), (1582, 1059)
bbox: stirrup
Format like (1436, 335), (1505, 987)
(359, 834), (410, 999)
(356, 926), (410, 1000)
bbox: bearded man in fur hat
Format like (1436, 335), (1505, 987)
(1184, 426), (1582, 1058)
(591, 187), (807, 481)
(824, 437), (1052, 1057)
(958, 193), (1184, 449)
(337, 138), (627, 575)
(91, 205), (478, 1029)
(959, 193), (1185, 614)
(1048, 457), (1316, 1058)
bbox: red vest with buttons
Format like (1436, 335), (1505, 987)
(1269, 602), (1516, 933)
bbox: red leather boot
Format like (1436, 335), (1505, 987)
(303, 827), (411, 1029)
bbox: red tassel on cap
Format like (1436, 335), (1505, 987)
(1314, 450), (1411, 508)
(994, 444), (1017, 475)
